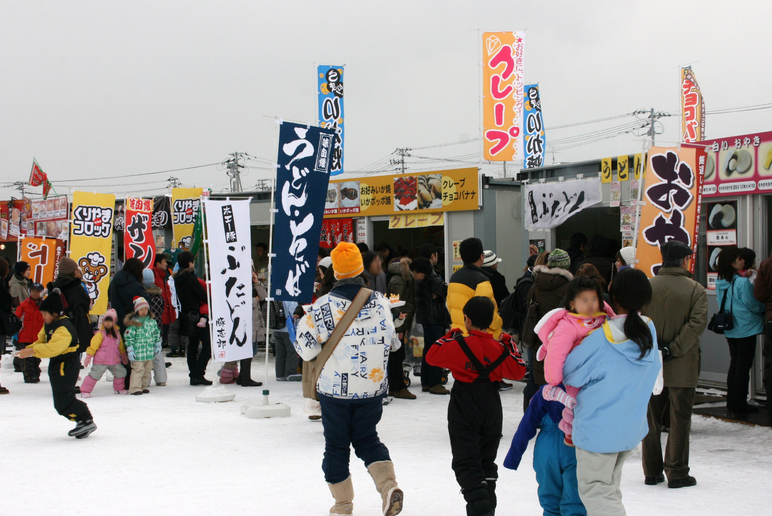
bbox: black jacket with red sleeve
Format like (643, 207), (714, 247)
(426, 329), (526, 383)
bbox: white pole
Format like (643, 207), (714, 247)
(264, 177), (277, 384)
(202, 196), (217, 384)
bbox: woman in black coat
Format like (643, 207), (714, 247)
(107, 258), (146, 331)
(51, 257), (93, 354)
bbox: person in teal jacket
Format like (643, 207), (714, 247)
(563, 269), (661, 515)
(715, 247), (765, 414)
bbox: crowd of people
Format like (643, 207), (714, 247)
(2, 231), (770, 516)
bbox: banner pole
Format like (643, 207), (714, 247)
(264, 177), (277, 384)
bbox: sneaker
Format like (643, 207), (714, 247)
(498, 381), (513, 392)
(287, 374), (302, 382)
(394, 388), (417, 400)
(645, 474), (666, 486)
(81, 392), (92, 399)
(68, 420), (97, 438)
(429, 384), (450, 395)
(563, 435), (575, 447)
(668, 476), (697, 489)
(131, 391), (143, 396)
(165, 362), (172, 368)
(276, 377), (288, 382)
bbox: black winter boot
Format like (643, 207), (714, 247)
(463, 483), (493, 516)
(238, 358), (262, 387)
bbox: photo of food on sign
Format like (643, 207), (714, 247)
(325, 183), (339, 212)
(708, 203), (737, 231)
(339, 181), (359, 208)
(393, 176), (417, 211)
(416, 174), (442, 210)
(719, 148), (753, 180)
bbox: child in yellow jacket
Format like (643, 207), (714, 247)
(17, 289), (96, 439)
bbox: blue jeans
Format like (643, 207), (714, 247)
(534, 416), (586, 516)
(319, 394), (391, 483)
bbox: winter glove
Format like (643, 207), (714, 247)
(660, 344), (673, 362)
(154, 343), (162, 356)
(83, 354), (93, 368)
(120, 352), (129, 365)
(127, 346), (136, 362)
(500, 333), (525, 365)
(543, 385), (577, 409)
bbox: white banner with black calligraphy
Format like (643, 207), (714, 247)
(524, 178), (602, 230)
(204, 199), (254, 362)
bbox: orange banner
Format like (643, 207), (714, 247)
(482, 32), (525, 161)
(681, 66), (705, 143)
(636, 146), (705, 277)
(20, 237), (66, 286)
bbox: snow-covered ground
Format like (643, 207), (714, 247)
(2, 353), (771, 516)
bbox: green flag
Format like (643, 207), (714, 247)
(190, 202), (204, 258)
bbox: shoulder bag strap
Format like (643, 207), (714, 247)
(312, 288), (373, 388)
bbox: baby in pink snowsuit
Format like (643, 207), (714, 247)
(534, 276), (615, 445)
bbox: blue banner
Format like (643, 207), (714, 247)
(523, 84), (546, 169)
(271, 122), (336, 302)
(317, 65), (344, 176)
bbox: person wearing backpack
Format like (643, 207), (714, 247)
(504, 255), (537, 337)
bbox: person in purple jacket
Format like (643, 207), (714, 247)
(504, 383), (586, 516)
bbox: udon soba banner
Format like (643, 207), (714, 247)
(271, 121), (335, 303)
(69, 192), (115, 314)
(636, 146), (706, 278)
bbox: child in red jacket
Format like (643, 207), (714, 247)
(426, 296), (526, 516)
(14, 282), (45, 383)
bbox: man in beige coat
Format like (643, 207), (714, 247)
(641, 241), (708, 489)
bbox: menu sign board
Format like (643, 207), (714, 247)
(699, 130), (772, 197)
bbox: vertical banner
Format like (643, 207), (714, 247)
(125, 197), (155, 268)
(20, 237), (65, 285)
(601, 157), (612, 183)
(681, 66), (705, 143)
(171, 187), (203, 250)
(319, 218), (354, 249)
(152, 195), (171, 229)
(204, 199), (253, 362)
(482, 31), (525, 162)
(617, 155), (630, 181)
(523, 84), (545, 168)
(272, 121), (336, 302)
(69, 192), (115, 314)
(635, 147), (705, 278)
(317, 65), (345, 176)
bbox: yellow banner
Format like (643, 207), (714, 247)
(482, 32), (525, 161)
(601, 158), (612, 183)
(69, 192), (115, 315)
(617, 155), (629, 181)
(633, 153), (642, 180)
(171, 188), (203, 250)
(325, 168), (479, 219)
(635, 147), (703, 278)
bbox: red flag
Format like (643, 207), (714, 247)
(43, 181), (52, 199)
(29, 160), (48, 187)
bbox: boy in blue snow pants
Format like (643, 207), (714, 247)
(504, 384), (585, 516)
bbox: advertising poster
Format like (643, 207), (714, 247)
(203, 199), (254, 362)
(523, 84), (545, 169)
(482, 31), (525, 162)
(700, 130), (772, 198)
(271, 121), (335, 302)
(317, 65), (344, 176)
(635, 146), (706, 278)
(69, 192), (115, 314)
(20, 237), (65, 286)
(171, 187), (203, 250)
(705, 200), (738, 290)
(125, 197), (155, 268)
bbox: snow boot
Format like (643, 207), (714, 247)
(238, 358), (262, 387)
(327, 476), (354, 515)
(463, 483), (493, 516)
(68, 420), (97, 439)
(220, 365), (238, 384)
(367, 460), (403, 516)
(80, 375), (98, 396)
(113, 377), (129, 394)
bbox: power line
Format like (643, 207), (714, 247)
(546, 112), (636, 131)
(51, 161), (222, 183)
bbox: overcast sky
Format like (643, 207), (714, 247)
(2, 0), (772, 199)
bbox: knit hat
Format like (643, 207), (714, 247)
(58, 257), (78, 276)
(482, 250), (502, 268)
(14, 261), (29, 275)
(547, 248), (570, 269)
(660, 241), (692, 262)
(142, 268), (155, 286)
(331, 242), (364, 280)
(39, 288), (64, 315)
(619, 246), (636, 267)
(102, 308), (117, 325)
(133, 296), (150, 312)
(318, 256), (333, 270)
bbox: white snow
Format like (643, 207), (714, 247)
(2, 354), (771, 516)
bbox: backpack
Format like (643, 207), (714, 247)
(269, 300), (286, 330)
(502, 274), (534, 334)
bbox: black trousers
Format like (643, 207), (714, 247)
(387, 341), (407, 393)
(726, 336), (757, 411)
(49, 354), (92, 422)
(421, 323), (446, 388)
(448, 381), (502, 492)
(187, 326), (212, 379)
(15, 342), (41, 381)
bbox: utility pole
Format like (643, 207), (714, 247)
(225, 152), (246, 193)
(390, 148), (410, 174)
(648, 108), (656, 146)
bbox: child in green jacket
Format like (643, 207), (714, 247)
(124, 296), (162, 395)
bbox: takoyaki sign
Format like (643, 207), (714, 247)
(699, 130), (772, 197)
(323, 167), (480, 218)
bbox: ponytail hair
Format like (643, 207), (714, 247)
(608, 268), (653, 359)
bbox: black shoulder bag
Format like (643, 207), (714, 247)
(708, 277), (734, 334)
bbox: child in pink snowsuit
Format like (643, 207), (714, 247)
(534, 276), (614, 445)
(80, 309), (129, 397)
